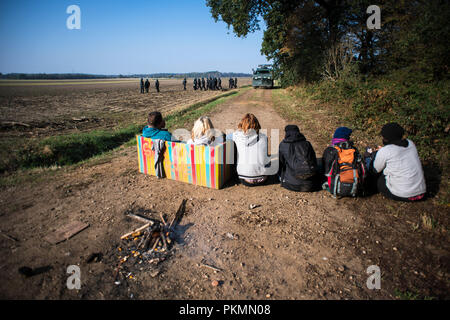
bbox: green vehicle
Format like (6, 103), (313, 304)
(252, 64), (274, 88)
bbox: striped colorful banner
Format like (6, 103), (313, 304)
(136, 135), (233, 189)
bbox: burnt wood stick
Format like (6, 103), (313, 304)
(160, 232), (168, 250)
(126, 213), (155, 225)
(159, 213), (167, 226)
(120, 223), (151, 240)
(200, 262), (222, 272)
(113, 260), (124, 283)
(151, 238), (160, 251)
(144, 235), (153, 250)
(0, 230), (19, 242)
(137, 232), (148, 248)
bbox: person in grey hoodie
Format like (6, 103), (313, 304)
(232, 113), (271, 186)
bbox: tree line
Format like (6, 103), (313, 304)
(0, 72), (251, 80)
(207, 0), (449, 85)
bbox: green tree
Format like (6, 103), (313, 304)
(207, 0), (449, 84)
(207, 0), (348, 85)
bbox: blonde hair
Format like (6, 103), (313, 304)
(238, 113), (261, 134)
(191, 116), (215, 141)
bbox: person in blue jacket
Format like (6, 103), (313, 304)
(142, 111), (172, 141)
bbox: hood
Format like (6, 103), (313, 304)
(193, 134), (213, 145)
(143, 126), (165, 138)
(283, 125), (306, 143)
(234, 130), (260, 147)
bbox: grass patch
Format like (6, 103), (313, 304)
(0, 88), (246, 175)
(303, 77), (450, 168)
(394, 289), (436, 300)
(271, 88), (346, 147)
(17, 124), (143, 169)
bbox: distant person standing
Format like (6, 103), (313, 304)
(218, 78), (222, 90)
(144, 79), (150, 93)
(193, 78), (198, 90)
(229, 77), (233, 89)
(183, 77), (187, 90)
(155, 79), (160, 93)
(234, 78), (238, 88)
(201, 77), (206, 91)
(140, 78), (145, 93)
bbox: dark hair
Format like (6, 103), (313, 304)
(148, 111), (163, 127)
(381, 122), (404, 142)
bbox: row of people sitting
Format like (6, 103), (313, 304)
(142, 111), (426, 202)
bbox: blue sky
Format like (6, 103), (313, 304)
(0, 0), (269, 74)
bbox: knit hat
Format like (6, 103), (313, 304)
(381, 123), (404, 142)
(333, 127), (352, 140)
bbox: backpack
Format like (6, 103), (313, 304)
(324, 141), (366, 197)
(286, 141), (318, 180)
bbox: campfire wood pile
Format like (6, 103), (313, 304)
(113, 199), (187, 285)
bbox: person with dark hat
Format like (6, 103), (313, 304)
(371, 122), (426, 201)
(183, 77), (187, 91)
(155, 79), (160, 93)
(321, 126), (367, 197)
(279, 125), (319, 192)
(201, 77), (206, 91)
(322, 126), (354, 174)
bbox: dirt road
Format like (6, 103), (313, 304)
(0, 88), (448, 299)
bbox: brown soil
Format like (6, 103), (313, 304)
(0, 78), (251, 138)
(0, 87), (448, 300)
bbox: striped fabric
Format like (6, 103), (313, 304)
(136, 135), (233, 189)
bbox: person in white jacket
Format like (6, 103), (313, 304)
(232, 113), (271, 186)
(186, 116), (224, 147)
(373, 122), (426, 201)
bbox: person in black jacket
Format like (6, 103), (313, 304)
(144, 79), (150, 93)
(278, 125), (319, 192)
(140, 78), (145, 93)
